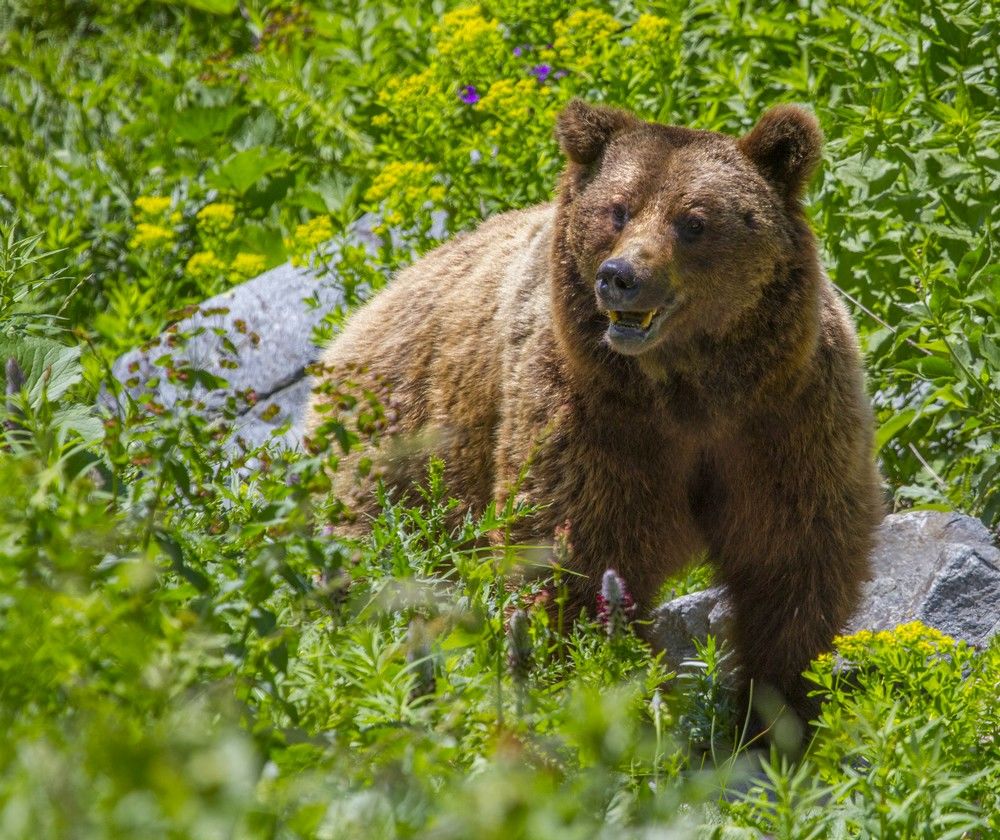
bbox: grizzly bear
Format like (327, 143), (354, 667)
(306, 100), (883, 727)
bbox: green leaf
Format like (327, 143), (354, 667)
(207, 147), (293, 196)
(0, 336), (82, 405)
(876, 410), (916, 451)
(174, 105), (244, 143)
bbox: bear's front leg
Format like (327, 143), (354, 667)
(708, 425), (882, 739)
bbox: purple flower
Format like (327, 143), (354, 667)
(513, 46), (523, 57)
(530, 64), (551, 82)
(459, 85), (480, 105)
(553, 69), (568, 80)
(596, 568), (635, 635)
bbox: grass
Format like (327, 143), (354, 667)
(0, 0), (998, 836)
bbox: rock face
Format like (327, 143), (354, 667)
(106, 214), (381, 450)
(651, 510), (1000, 668)
(106, 212), (449, 449)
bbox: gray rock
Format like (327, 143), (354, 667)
(104, 212), (447, 450)
(651, 510), (1000, 665)
(650, 586), (729, 670)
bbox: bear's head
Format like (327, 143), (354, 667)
(554, 100), (822, 358)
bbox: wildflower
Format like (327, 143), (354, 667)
(289, 215), (334, 248)
(506, 609), (533, 681)
(477, 78), (538, 120)
(596, 568), (635, 635)
(129, 223), (175, 249)
(435, 7), (502, 62)
(197, 202), (236, 228)
(230, 252), (266, 279)
(185, 250), (227, 279)
(459, 84), (480, 105)
(371, 112), (391, 127)
(631, 13), (675, 44)
(365, 161), (436, 205)
(133, 195), (172, 217)
(530, 64), (551, 82)
(284, 215), (335, 265)
(512, 46), (523, 57)
(553, 520), (573, 566)
(833, 620), (956, 661)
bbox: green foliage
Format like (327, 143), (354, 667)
(1, 0), (999, 836)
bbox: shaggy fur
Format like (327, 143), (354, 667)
(306, 101), (883, 724)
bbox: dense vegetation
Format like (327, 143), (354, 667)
(0, 0), (997, 836)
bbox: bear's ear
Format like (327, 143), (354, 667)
(555, 99), (637, 166)
(738, 105), (822, 201)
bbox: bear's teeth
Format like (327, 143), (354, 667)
(609, 310), (658, 329)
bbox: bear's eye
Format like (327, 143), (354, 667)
(610, 203), (628, 231)
(677, 216), (705, 242)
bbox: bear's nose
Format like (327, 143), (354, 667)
(596, 258), (639, 304)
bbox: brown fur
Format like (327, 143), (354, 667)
(306, 101), (883, 725)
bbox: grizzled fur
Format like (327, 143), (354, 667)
(306, 101), (883, 726)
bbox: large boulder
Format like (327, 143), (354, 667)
(104, 213), (445, 449)
(651, 510), (1000, 668)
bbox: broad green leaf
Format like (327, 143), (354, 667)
(0, 336), (82, 405)
(876, 409), (916, 451)
(207, 147), (293, 196)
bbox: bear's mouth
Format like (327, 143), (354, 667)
(603, 306), (673, 355)
(607, 309), (659, 330)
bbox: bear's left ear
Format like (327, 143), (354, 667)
(555, 99), (638, 166)
(738, 105), (822, 202)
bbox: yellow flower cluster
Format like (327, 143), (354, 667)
(552, 9), (621, 56)
(834, 620), (957, 659)
(197, 202), (236, 230)
(629, 15), (680, 46)
(434, 6), (503, 64)
(365, 161), (439, 206)
(290, 215), (334, 249)
(477, 78), (547, 121)
(130, 223), (175, 250)
(186, 250), (227, 279)
(185, 250), (266, 283)
(284, 215), (335, 266)
(134, 195), (172, 217)
(230, 252), (266, 279)
(379, 68), (438, 107)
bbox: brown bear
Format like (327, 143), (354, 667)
(306, 100), (883, 727)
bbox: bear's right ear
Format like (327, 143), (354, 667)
(555, 99), (637, 166)
(738, 105), (822, 202)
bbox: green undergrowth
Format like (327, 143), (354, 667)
(2, 0), (1000, 836)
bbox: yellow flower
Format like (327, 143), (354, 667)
(552, 9), (620, 55)
(185, 250), (227, 279)
(434, 6), (502, 62)
(134, 195), (172, 217)
(371, 113), (391, 128)
(129, 223), (175, 249)
(631, 13), (675, 44)
(230, 252), (266, 279)
(197, 202), (236, 228)
(379, 68), (440, 108)
(364, 161), (436, 205)
(477, 78), (538, 120)
(834, 620), (956, 660)
(284, 216), (336, 265)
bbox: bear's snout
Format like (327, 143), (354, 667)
(595, 258), (639, 306)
